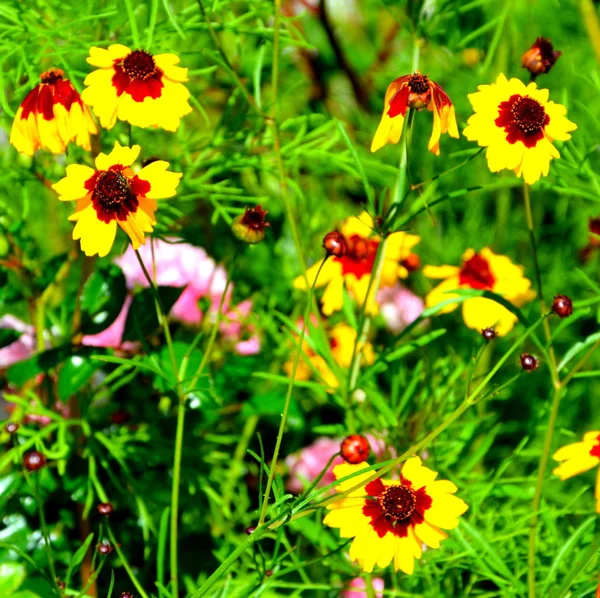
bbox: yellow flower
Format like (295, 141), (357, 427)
(81, 46), (192, 131)
(463, 73), (576, 185)
(553, 431), (600, 513)
(424, 248), (535, 336)
(294, 212), (420, 316)
(52, 142), (182, 257)
(371, 73), (459, 155)
(10, 68), (96, 156)
(324, 458), (467, 574)
(284, 323), (375, 388)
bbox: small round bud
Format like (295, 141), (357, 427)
(97, 502), (114, 516)
(352, 388), (367, 403)
(341, 434), (370, 465)
(322, 231), (347, 257)
(23, 451), (46, 472)
(401, 253), (421, 272)
(521, 37), (561, 78)
(120, 593), (134, 598)
(481, 327), (496, 341)
(97, 542), (113, 555)
(5, 422), (19, 434)
(232, 205), (270, 244)
(265, 570), (273, 577)
(520, 353), (539, 371)
(57, 580), (66, 590)
(552, 295), (573, 318)
(245, 525), (256, 535)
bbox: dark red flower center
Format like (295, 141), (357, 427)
(408, 73), (430, 94)
(40, 68), (64, 84)
(495, 94), (550, 148)
(334, 234), (379, 280)
(459, 253), (495, 290)
(241, 205), (269, 231)
(379, 484), (416, 521)
(590, 434), (600, 458)
(86, 168), (141, 223)
(122, 50), (157, 80)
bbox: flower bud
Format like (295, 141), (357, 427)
(97, 502), (114, 516)
(245, 525), (256, 535)
(340, 434), (370, 465)
(401, 254), (420, 272)
(120, 593), (134, 598)
(521, 37), (561, 78)
(520, 353), (539, 371)
(552, 295), (573, 318)
(322, 231), (347, 257)
(5, 422), (19, 434)
(232, 205), (270, 244)
(97, 542), (113, 555)
(481, 327), (496, 341)
(24, 450), (46, 472)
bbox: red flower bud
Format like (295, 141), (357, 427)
(24, 450), (46, 472)
(520, 353), (539, 371)
(97, 542), (113, 555)
(340, 434), (370, 465)
(97, 502), (114, 516)
(552, 295), (573, 318)
(245, 525), (256, 535)
(232, 205), (270, 244)
(322, 231), (347, 257)
(5, 422), (19, 434)
(120, 593), (134, 598)
(521, 37), (561, 77)
(481, 327), (496, 341)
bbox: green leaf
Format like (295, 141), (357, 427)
(242, 391), (304, 430)
(122, 286), (184, 341)
(384, 329), (447, 362)
(80, 265), (127, 335)
(0, 328), (21, 349)
(57, 357), (97, 401)
(0, 563), (25, 595)
(65, 532), (94, 587)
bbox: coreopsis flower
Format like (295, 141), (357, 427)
(231, 205), (270, 244)
(521, 37), (561, 78)
(424, 248), (535, 336)
(324, 457), (467, 573)
(52, 142), (182, 257)
(294, 212), (420, 315)
(463, 74), (576, 185)
(81, 46), (192, 131)
(284, 322), (375, 388)
(553, 431), (600, 513)
(371, 73), (459, 155)
(9, 68), (96, 156)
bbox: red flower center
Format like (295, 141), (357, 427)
(379, 484), (416, 521)
(40, 68), (64, 84)
(122, 50), (157, 80)
(86, 168), (140, 223)
(459, 253), (495, 290)
(241, 205), (269, 231)
(495, 94), (550, 148)
(334, 234), (379, 280)
(590, 434), (600, 458)
(408, 74), (430, 94)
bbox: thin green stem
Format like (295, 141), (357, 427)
(257, 257), (329, 526)
(106, 526), (150, 598)
(33, 475), (60, 596)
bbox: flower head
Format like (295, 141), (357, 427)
(377, 284), (424, 334)
(52, 142), (182, 257)
(81, 46), (192, 131)
(232, 205), (270, 244)
(371, 73), (459, 155)
(463, 74), (576, 184)
(324, 457), (467, 573)
(294, 212), (420, 315)
(424, 248), (535, 335)
(521, 37), (561, 78)
(10, 68), (97, 156)
(553, 431), (600, 513)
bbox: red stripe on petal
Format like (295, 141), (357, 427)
(387, 84), (410, 118)
(130, 175), (151, 196)
(590, 434), (600, 458)
(365, 478), (386, 497)
(20, 86), (41, 119)
(53, 79), (82, 112)
(37, 85), (55, 120)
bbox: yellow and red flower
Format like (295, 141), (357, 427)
(285, 322), (374, 388)
(52, 142), (182, 257)
(324, 458), (467, 574)
(10, 68), (97, 156)
(371, 73), (459, 155)
(553, 431), (600, 513)
(81, 46), (192, 131)
(293, 212), (420, 316)
(463, 74), (576, 185)
(424, 248), (535, 336)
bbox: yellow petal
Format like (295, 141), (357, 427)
(425, 277), (461, 314)
(71, 205), (117, 257)
(52, 164), (95, 201)
(401, 457), (437, 490)
(155, 53), (189, 82)
(136, 160), (182, 199)
(461, 296), (517, 336)
(87, 44), (130, 67)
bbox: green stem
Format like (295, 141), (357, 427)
(257, 257), (329, 526)
(106, 526), (150, 598)
(33, 475), (60, 596)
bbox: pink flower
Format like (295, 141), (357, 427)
(342, 577), (384, 598)
(115, 238), (229, 325)
(220, 300), (261, 356)
(0, 315), (36, 368)
(286, 435), (389, 494)
(377, 284), (424, 334)
(81, 296), (133, 349)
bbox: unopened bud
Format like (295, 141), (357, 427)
(232, 205), (270, 244)
(521, 37), (561, 78)
(520, 353), (539, 371)
(340, 434), (370, 465)
(552, 295), (573, 318)
(481, 327), (496, 341)
(322, 231), (347, 257)
(24, 451), (46, 472)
